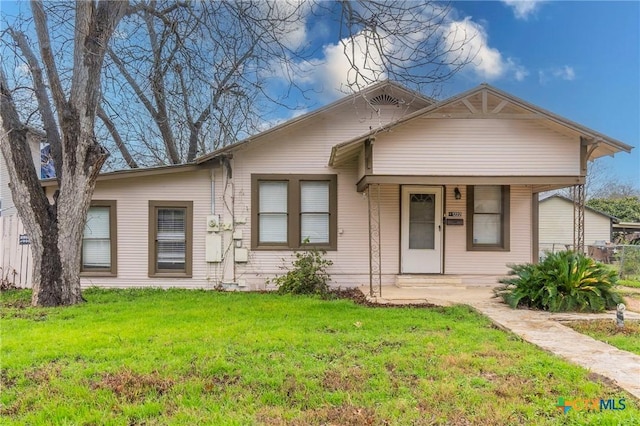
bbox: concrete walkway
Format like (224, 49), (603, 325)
(365, 284), (640, 400)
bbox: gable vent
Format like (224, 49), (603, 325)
(370, 94), (400, 106)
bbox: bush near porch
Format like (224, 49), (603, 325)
(496, 251), (623, 312)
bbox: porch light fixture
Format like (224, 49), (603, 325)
(454, 187), (462, 200)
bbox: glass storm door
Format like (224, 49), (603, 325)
(401, 186), (443, 273)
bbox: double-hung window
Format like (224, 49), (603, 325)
(149, 201), (193, 277)
(81, 200), (117, 276)
(252, 174), (337, 250)
(258, 181), (289, 244)
(467, 185), (510, 251)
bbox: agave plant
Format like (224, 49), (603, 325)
(496, 251), (622, 312)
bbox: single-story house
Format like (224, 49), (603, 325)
(3, 81), (633, 290)
(538, 194), (619, 257)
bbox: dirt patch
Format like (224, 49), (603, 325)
(565, 319), (640, 337)
(91, 369), (173, 403)
(321, 367), (368, 392)
(587, 372), (619, 388)
(203, 373), (241, 392)
(279, 375), (311, 408)
(1, 298), (30, 309)
(329, 288), (438, 308)
(256, 405), (382, 426)
(25, 360), (65, 384)
(0, 368), (16, 389)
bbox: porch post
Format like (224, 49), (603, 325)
(367, 184), (382, 297)
(572, 184), (585, 253)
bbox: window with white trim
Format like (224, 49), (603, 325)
(467, 185), (510, 251)
(258, 181), (288, 244)
(300, 181), (330, 244)
(81, 201), (116, 275)
(149, 201), (192, 277)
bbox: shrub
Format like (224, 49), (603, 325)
(270, 244), (333, 296)
(616, 245), (640, 280)
(495, 251), (622, 312)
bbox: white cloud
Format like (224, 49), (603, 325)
(288, 31), (387, 101)
(512, 62), (529, 81)
(502, 0), (546, 20)
(272, 6), (530, 99)
(553, 65), (575, 81)
(442, 17), (528, 82)
(258, 0), (310, 50)
(539, 65), (576, 84)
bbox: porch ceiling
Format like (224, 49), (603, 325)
(356, 174), (585, 193)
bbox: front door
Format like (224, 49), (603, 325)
(401, 186), (443, 273)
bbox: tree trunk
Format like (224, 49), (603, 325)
(0, 1), (127, 307)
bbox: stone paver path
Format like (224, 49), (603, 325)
(365, 285), (640, 400)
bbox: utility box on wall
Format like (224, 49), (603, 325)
(235, 248), (248, 262)
(206, 234), (222, 262)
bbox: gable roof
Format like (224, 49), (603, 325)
(329, 83), (633, 166)
(195, 80), (434, 164)
(539, 194), (620, 222)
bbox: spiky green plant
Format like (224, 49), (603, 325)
(496, 251), (622, 312)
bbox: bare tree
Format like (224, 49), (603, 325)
(1, 0), (127, 306)
(551, 158), (640, 200)
(101, 0), (311, 166)
(100, 0), (474, 166)
(1, 0), (473, 306)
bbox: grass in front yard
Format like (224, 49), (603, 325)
(563, 319), (640, 356)
(1, 288), (637, 425)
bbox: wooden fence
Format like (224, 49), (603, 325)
(0, 215), (33, 288)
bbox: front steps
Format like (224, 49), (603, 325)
(395, 275), (501, 288)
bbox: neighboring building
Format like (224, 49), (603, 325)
(6, 81), (634, 290)
(0, 130), (44, 217)
(538, 194), (618, 255)
(0, 129), (44, 287)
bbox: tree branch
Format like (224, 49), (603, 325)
(97, 105), (138, 168)
(8, 27), (62, 176)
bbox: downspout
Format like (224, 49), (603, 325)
(210, 168), (215, 215)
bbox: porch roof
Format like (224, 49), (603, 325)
(329, 84), (633, 167)
(355, 174), (585, 193)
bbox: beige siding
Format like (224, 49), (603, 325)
(230, 166), (399, 289)
(373, 119), (580, 176)
(444, 185), (532, 274)
(79, 169), (215, 289)
(539, 197), (613, 252)
(212, 99), (423, 289)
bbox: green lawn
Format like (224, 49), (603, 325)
(563, 319), (640, 356)
(1, 288), (637, 425)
